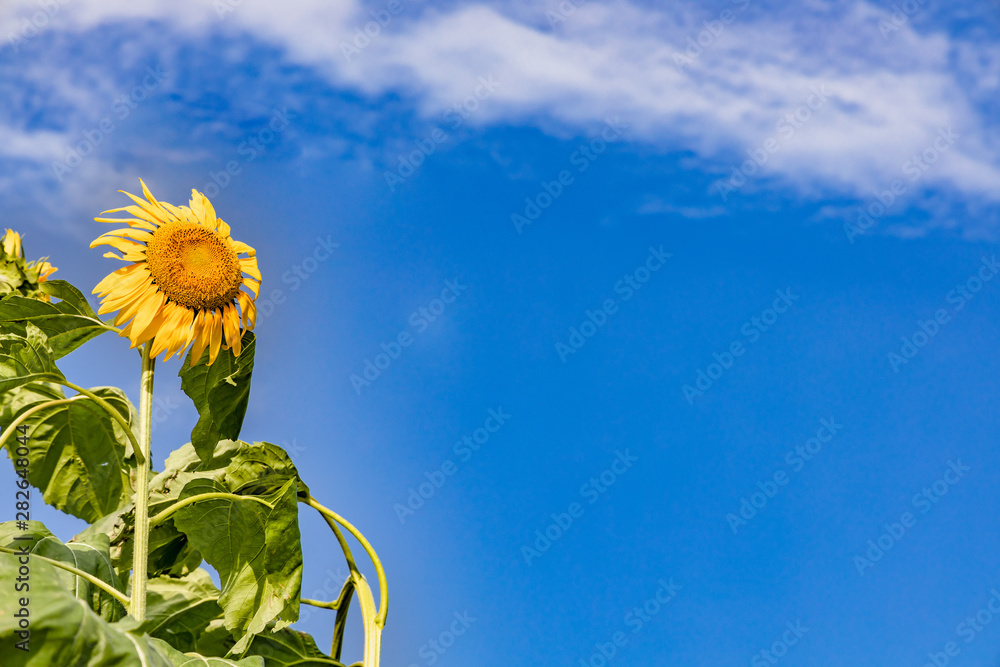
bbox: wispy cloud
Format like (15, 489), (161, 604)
(1, 0), (998, 233)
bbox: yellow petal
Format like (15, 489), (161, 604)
(188, 310), (210, 364)
(120, 191), (169, 225)
(242, 277), (260, 299)
(221, 303), (241, 356)
(231, 241), (256, 257)
(240, 257), (262, 282)
(207, 310), (224, 365)
(93, 264), (142, 295)
(189, 190), (217, 229)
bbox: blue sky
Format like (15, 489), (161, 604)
(3, 0), (1000, 665)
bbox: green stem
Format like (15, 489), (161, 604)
(149, 493), (272, 527)
(330, 577), (356, 661)
(305, 498), (359, 574)
(0, 396), (87, 451)
(301, 597), (343, 611)
(0, 546), (130, 609)
(305, 495), (389, 628)
(45, 378), (144, 465)
(129, 342), (154, 621)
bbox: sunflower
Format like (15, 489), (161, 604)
(91, 180), (260, 365)
(34, 261), (57, 282)
(2, 229), (22, 258)
(1, 229), (58, 299)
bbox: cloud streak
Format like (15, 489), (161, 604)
(1, 0), (998, 231)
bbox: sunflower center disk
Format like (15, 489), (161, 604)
(145, 223), (242, 311)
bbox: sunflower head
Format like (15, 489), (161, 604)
(0, 229), (57, 300)
(91, 179), (261, 365)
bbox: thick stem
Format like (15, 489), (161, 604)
(129, 342), (154, 621)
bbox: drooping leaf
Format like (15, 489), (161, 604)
(150, 439), (306, 504)
(0, 379), (61, 424)
(80, 439), (304, 587)
(0, 279), (112, 359)
(172, 477), (303, 654)
(0, 323), (63, 393)
(0, 520), (125, 621)
(2, 386), (134, 522)
(179, 332), (255, 463)
(137, 569), (226, 652)
(244, 628), (346, 666)
(0, 549), (264, 666)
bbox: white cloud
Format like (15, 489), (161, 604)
(1, 0), (998, 228)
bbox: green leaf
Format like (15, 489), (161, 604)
(145, 637), (266, 667)
(0, 379), (62, 425)
(0, 280), (111, 359)
(2, 386), (134, 522)
(0, 520), (125, 621)
(245, 628), (347, 666)
(195, 618), (240, 657)
(137, 569), (226, 652)
(172, 477), (303, 655)
(0, 549), (265, 666)
(0, 323), (63, 393)
(180, 332), (256, 463)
